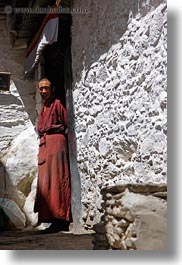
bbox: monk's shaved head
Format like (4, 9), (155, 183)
(38, 78), (51, 88)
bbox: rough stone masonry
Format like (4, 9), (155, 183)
(92, 184), (167, 250)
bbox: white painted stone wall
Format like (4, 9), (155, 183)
(71, 0), (138, 85)
(0, 20), (38, 227)
(72, 1), (167, 228)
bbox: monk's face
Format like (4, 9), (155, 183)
(38, 80), (51, 101)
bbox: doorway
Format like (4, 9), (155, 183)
(41, 14), (72, 107)
(41, 13), (82, 232)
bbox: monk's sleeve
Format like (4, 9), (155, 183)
(57, 101), (67, 129)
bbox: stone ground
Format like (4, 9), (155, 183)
(0, 229), (94, 250)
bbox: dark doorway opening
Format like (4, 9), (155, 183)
(40, 13), (82, 231)
(41, 14), (72, 107)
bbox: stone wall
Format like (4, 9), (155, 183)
(71, 0), (165, 84)
(71, 0), (138, 85)
(0, 18), (38, 228)
(92, 184), (167, 250)
(71, 1), (167, 229)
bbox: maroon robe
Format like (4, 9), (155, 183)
(35, 97), (71, 223)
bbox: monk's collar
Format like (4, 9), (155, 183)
(44, 95), (56, 106)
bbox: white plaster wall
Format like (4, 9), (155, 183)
(72, 1), (167, 228)
(71, 0), (138, 85)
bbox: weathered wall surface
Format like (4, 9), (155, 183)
(0, 20), (38, 227)
(71, 0), (165, 84)
(71, 0), (167, 228)
(72, 0), (138, 84)
(92, 184), (167, 250)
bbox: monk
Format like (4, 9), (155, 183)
(34, 78), (71, 233)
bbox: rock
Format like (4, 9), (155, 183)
(0, 198), (26, 228)
(98, 138), (112, 157)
